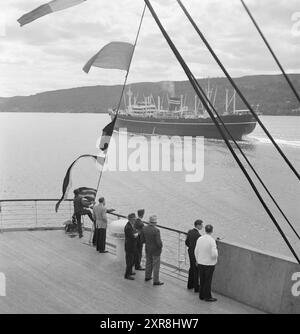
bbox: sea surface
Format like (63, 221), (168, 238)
(0, 113), (299, 259)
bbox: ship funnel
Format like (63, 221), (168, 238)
(161, 81), (175, 96)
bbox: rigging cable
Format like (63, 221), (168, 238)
(144, 0), (300, 263)
(175, 0), (300, 241)
(240, 0), (300, 104)
(95, 4), (147, 194)
(194, 78), (300, 242)
(175, 0), (300, 181)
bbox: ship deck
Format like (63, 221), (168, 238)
(0, 230), (263, 314)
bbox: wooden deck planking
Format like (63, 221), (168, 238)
(0, 230), (262, 314)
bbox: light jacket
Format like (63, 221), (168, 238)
(93, 203), (108, 229)
(194, 234), (218, 266)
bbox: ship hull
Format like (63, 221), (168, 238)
(112, 114), (257, 140)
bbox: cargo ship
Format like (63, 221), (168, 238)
(110, 88), (257, 140)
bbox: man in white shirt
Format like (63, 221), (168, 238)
(194, 224), (218, 302)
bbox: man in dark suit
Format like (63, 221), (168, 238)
(134, 209), (145, 271)
(73, 189), (94, 238)
(185, 220), (203, 292)
(141, 215), (164, 286)
(124, 213), (138, 280)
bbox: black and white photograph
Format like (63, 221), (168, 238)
(0, 0), (299, 319)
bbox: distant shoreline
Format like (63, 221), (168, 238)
(0, 74), (299, 116)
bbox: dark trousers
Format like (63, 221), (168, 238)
(75, 213), (83, 237)
(125, 252), (135, 278)
(198, 265), (215, 300)
(145, 254), (161, 283)
(75, 210), (94, 238)
(96, 228), (106, 252)
(134, 238), (143, 269)
(187, 249), (199, 291)
(92, 222), (96, 246)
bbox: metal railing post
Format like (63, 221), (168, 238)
(177, 232), (181, 271)
(34, 200), (38, 227)
(177, 232), (186, 273)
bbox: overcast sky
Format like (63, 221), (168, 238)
(0, 0), (299, 97)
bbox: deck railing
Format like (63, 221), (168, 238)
(0, 199), (189, 280)
(0, 199), (73, 230)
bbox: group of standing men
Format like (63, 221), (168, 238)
(73, 191), (164, 286)
(74, 191), (218, 299)
(124, 212), (164, 286)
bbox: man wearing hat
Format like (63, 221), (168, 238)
(124, 213), (138, 280)
(141, 215), (164, 286)
(134, 209), (145, 271)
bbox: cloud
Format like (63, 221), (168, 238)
(0, 0), (299, 97)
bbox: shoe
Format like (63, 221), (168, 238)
(129, 272), (136, 276)
(153, 282), (164, 286)
(99, 250), (108, 253)
(124, 276), (135, 280)
(135, 267), (145, 271)
(205, 298), (217, 302)
(194, 289), (199, 293)
(79, 235), (83, 239)
(145, 277), (152, 282)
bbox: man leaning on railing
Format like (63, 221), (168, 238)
(73, 190), (94, 238)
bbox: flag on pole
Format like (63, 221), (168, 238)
(18, 0), (87, 27)
(83, 42), (134, 73)
(55, 154), (104, 212)
(99, 116), (117, 153)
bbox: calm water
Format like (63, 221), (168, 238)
(0, 113), (299, 258)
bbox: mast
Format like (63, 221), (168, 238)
(127, 88), (133, 112)
(213, 86), (218, 108)
(233, 90), (236, 113)
(225, 89), (229, 113)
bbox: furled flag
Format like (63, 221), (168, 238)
(99, 116), (117, 153)
(17, 0), (87, 27)
(83, 42), (134, 73)
(55, 154), (104, 212)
